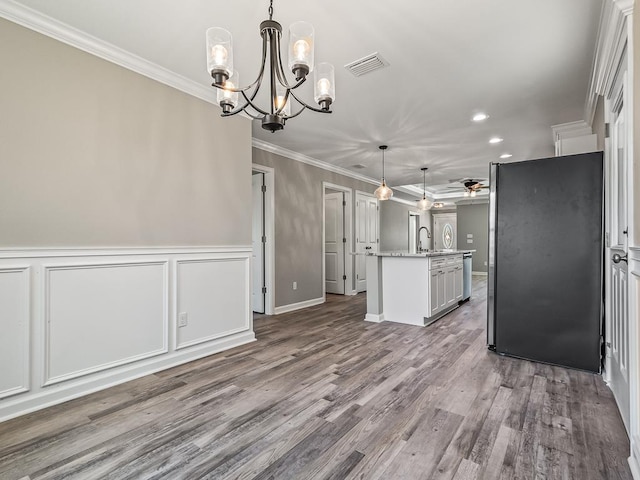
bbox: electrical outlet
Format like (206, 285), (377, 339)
(178, 312), (188, 327)
(293, 281), (297, 290)
(484, 261), (488, 266)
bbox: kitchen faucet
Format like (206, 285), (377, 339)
(418, 226), (431, 252)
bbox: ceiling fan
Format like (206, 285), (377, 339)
(447, 178), (490, 197)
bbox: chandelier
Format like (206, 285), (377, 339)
(206, 0), (335, 132)
(417, 167), (432, 210)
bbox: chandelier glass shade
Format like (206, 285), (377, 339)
(374, 145), (393, 201)
(206, 0), (335, 132)
(417, 167), (432, 210)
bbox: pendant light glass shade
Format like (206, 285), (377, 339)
(216, 70), (239, 112)
(417, 167), (432, 210)
(288, 21), (314, 79)
(375, 181), (393, 201)
(417, 196), (431, 210)
(374, 145), (393, 201)
(206, 27), (233, 81)
(314, 63), (335, 110)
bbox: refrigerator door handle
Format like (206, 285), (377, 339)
(487, 162), (498, 348)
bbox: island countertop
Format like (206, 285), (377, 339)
(364, 250), (475, 258)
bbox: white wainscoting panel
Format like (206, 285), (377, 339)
(176, 257), (250, 350)
(0, 247), (254, 423)
(0, 266), (30, 399)
(44, 261), (168, 385)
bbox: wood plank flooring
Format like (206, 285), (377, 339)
(0, 277), (632, 479)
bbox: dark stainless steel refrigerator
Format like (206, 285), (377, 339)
(487, 152), (604, 372)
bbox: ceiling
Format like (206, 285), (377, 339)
(10, 0), (604, 202)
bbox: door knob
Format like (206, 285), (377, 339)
(612, 253), (628, 264)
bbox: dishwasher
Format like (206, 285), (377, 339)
(462, 252), (472, 302)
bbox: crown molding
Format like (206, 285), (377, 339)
(550, 120), (593, 142)
(585, 0), (632, 124)
(0, 0), (216, 106)
(389, 196), (418, 207)
(252, 138), (432, 201)
(252, 138), (379, 186)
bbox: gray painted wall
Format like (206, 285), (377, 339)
(379, 201), (432, 251)
(0, 18), (251, 248)
(253, 148), (376, 307)
(253, 148), (421, 308)
(456, 203), (489, 272)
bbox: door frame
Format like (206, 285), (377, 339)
(322, 182), (354, 297)
(252, 164), (275, 315)
(408, 211), (421, 253)
(355, 190), (379, 293)
(596, 3), (639, 470)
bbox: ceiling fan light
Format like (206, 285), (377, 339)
(470, 190), (477, 197)
(288, 21), (314, 80)
(206, 27), (233, 82)
(375, 181), (393, 200)
(464, 191), (470, 197)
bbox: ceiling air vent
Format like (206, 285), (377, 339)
(344, 52), (389, 77)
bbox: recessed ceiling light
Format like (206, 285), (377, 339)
(489, 137), (503, 144)
(500, 153), (512, 159)
(472, 113), (489, 122)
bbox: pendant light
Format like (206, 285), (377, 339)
(417, 167), (432, 210)
(374, 145), (393, 200)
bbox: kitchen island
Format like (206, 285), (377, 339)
(365, 250), (474, 326)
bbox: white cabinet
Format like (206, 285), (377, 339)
(429, 254), (463, 319)
(454, 264), (463, 301)
(430, 270), (440, 317)
(445, 265), (456, 307)
(367, 252), (468, 327)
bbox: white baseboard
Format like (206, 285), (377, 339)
(274, 297), (324, 315)
(365, 313), (384, 323)
(0, 246), (254, 423)
(0, 331), (255, 423)
(630, 436), (640, 480)
(472, 271), (488, 276)
(630, 458), (640, 480)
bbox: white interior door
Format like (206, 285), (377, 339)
(356, 192), (378, 292)
(251, 173), (265, 313)
(607, 75), (630, 432)
(325, 192), (345, 294)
